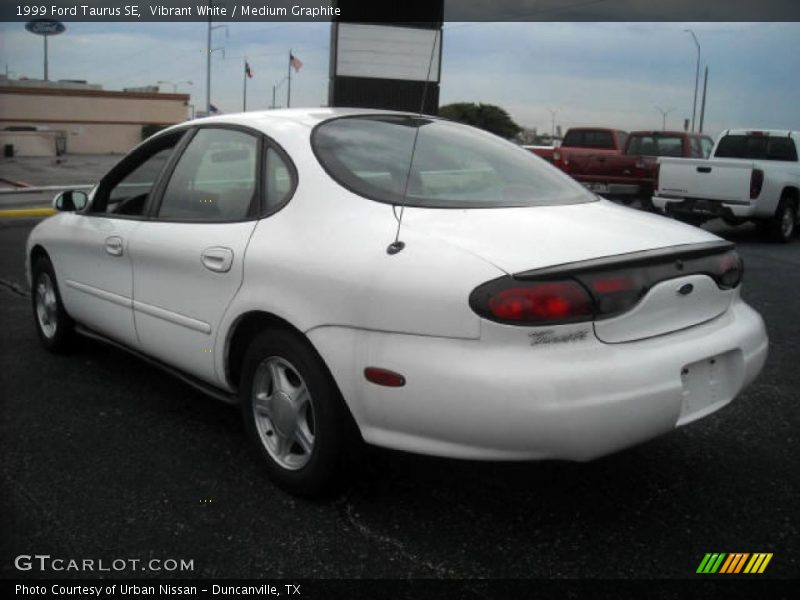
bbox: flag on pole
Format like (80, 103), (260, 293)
(289, 53), (303, 73)
(245, 61), (253, 79)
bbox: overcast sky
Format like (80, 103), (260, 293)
(1, 21), (798, 137)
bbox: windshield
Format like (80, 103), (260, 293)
(312, 115), (594, 208)
(625, 135), (684, 157)
(714, 135), (798, 161)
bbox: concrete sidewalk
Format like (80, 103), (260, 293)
(0, 154), (120, 189)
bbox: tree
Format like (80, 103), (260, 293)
(438, 102), (522, 139)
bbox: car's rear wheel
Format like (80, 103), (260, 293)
(762, 196), (797, 243)
(31, 256), (75, 353)
(239, 328), (361, 497)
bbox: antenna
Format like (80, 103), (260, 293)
(387, 28), (440, 256)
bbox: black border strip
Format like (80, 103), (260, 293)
(4, 1), (800, 22)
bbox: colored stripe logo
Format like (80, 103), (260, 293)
(696, 553), (773, 574)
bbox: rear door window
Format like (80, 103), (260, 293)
(156, 128), (259, 222)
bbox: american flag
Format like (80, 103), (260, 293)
(245, 61), (253, 79)
(289, 53), (303, 73)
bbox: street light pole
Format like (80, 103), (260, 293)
(546, 108), (558, 141)
(684, 29), (700, 133)
(699, 66), (709, 133)
(655, 106), (674, 131)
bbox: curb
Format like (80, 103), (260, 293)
(0, 184), (93, 195)
(0, 207), (56, 218)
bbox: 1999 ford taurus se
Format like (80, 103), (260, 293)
(26, 109), (768, 496)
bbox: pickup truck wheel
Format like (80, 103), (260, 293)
(239, 328), (362, 498)
(764, 197), (797, 243)
(31, 257), (75, 353)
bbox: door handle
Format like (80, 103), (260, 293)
(201, 247), (234, 273)
(104, 236), (124, 257)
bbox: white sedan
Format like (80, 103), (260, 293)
(26, 108), (768, 496)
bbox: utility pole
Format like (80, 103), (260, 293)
(205, 16), (211, 114)
(684, 29), (700, 132)
(205, 14), (227, 115)
(699, 66), (709, 133)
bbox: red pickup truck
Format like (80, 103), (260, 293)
(570, 131), (715, 204)
(522, 145), (556, 163)
(553, 128), (628, 173)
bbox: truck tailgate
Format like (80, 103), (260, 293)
(658, 158), (755, 203)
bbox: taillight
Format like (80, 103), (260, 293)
(470, 244), (743, 326)
(718, 251), (743, 289)
(471, 279), (592, 325)
(750, 169), (764, 199)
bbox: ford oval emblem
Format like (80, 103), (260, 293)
(678, 283), (694, 296)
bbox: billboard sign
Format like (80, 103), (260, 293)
(334, 24), (441, 82)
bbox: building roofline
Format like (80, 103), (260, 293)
(0, 86), (190, 101)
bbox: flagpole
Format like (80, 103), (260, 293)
(243, 58), (247, 111)
(287, 49), (292, 109)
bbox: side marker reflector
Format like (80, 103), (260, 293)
(364, 367), (406, 387)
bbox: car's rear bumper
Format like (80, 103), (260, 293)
(577, 178), (652, 197)
(309, 297), (768, 461)
(653, 195), (760, 219)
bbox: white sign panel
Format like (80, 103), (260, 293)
(335, 23), (441, 82)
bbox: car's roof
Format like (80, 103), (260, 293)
(187, 107), (424, 131)
(628, 130), (701, 137)
(724, 129), (794, 137)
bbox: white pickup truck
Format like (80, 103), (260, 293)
(653, 129), (800, 242)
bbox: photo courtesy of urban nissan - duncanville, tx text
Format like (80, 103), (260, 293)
(26, 109), (768, 496)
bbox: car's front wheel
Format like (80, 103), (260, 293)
(31, 256), (75, 353)
(239, 328), (361, 497)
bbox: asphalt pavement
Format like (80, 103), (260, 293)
(0, 212), (798, 585)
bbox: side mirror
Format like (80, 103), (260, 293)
(53, 190), (88, 212)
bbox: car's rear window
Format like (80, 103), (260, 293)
(312, 115), (593, 208)
(562, 130), (615, 149)
(625, 135), (684, 157)
(714, 135), (798, 161)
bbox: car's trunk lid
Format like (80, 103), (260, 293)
(402, 200), (736, 342)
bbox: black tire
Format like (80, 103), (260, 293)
(239, 328), (362, 498)
(638, 197), (654, 212)
(675, 214), (707, 227)
(762, 197), (797, 243)
(31, 256), (75, 353)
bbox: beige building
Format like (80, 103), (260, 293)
(0, 78), (190, 156)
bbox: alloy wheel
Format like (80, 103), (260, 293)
(35, 272), (59, 339)
(251, 356), (316, 470)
